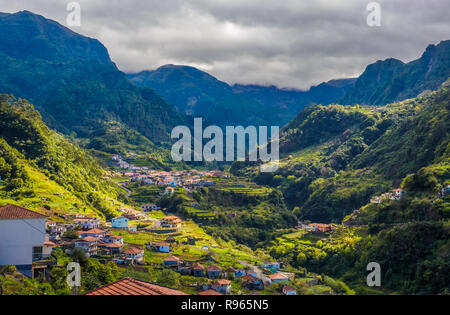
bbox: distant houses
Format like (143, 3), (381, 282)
(74, 217), (101, 230)
(371, 188), (405, 204)
(0, 204), (48, 277)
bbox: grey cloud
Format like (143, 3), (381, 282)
(0, 0), (449, 89)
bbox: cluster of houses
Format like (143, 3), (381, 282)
(111, 154), (149, 171)
(296, 221), (336, 233)
(370, 188), (405, 204)
(157, 255), (295, 295)
(113, 161), (226, 190)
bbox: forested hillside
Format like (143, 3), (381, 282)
(340, 40), (450, 105)
(233, 86), (449, 223)
(0, 11), (184, 143)
(129, 65), (355, 128)
(0, 95), (123, 219)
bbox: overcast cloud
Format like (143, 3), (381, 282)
(0, 0), (449, 89)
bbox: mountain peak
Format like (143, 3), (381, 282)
(0, 10), (112, 64)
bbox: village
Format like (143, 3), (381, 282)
(111, 154), (227, 191)
(0, 203), (306, 295)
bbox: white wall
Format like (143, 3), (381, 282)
(0, 218), (46, 266)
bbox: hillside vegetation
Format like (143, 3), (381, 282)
(0, 95), (123, 219)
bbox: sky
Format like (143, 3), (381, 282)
(0, 0), (449, 89)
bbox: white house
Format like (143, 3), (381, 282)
(112, 216), (129, 229)
(0, 205), (47, 277)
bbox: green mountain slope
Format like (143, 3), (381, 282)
(0, 11), (185, 143)
(340, 40), (450, 105)
(233, 87), (449, 223)
(128, 65), (355, 127)
(0, 94), (123, 219)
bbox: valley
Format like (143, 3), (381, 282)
(0, 10), (448, 296)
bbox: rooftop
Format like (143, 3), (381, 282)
(84, 278), (188, 295)
(0, 204), (47, 220)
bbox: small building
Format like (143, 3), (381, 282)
(242, 275), (263, 290)
(193, 263), (205, 277)
(148, 242), (170, 253)
(79, 228), (106, 239)
(212, 279), (231, 294)
(123, 247), (144, 264)
(392, 188), (404, 200)
(269, 272), (290, 284)
(262, 262), (281, 271)
(163, 256), (182, 266)
(73, 217), (101, 231)
(224, 267), (237, 278)
(75, 236), (99, 257)
(103, 233), (124, 244)
(112, 217), (129, 229)
(283, 286), (297, 295)
(207, 265), (222, 279)
(98, 241), (123, 254)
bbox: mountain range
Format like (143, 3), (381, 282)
(0, 11), (184, 143)
(128, 65), (356, 127)
(340, 40), (450, 105)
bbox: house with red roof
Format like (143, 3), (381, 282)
(206, 265), (222, 279)
(123, 247), (144, 264)
(78, 228), (106, 239)
(0, 204), (48, 277)
(193, 263), (205, 277)
(75, 236), (99, 257)
(269, 272), (290, 284)
(212, 279), (232, 294)
(163, 256), (182, 266)
(282, 285), (297, 295)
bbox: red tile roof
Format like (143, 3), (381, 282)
(84, 278), (188, 295)
(164, 256), (181, 262)
(0, 204), (47, 220)
(207, 265), (222, 271)
(123, 247), (144, 254)
(198, 289), (224, 295)
(99, 242), (123, 248)
(269, 272), (289, 280)
(81, 236), (99, 242)
(193, 263), (204, 270)
(82, 228), (105, 234)
(213, 279), (231, 286)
